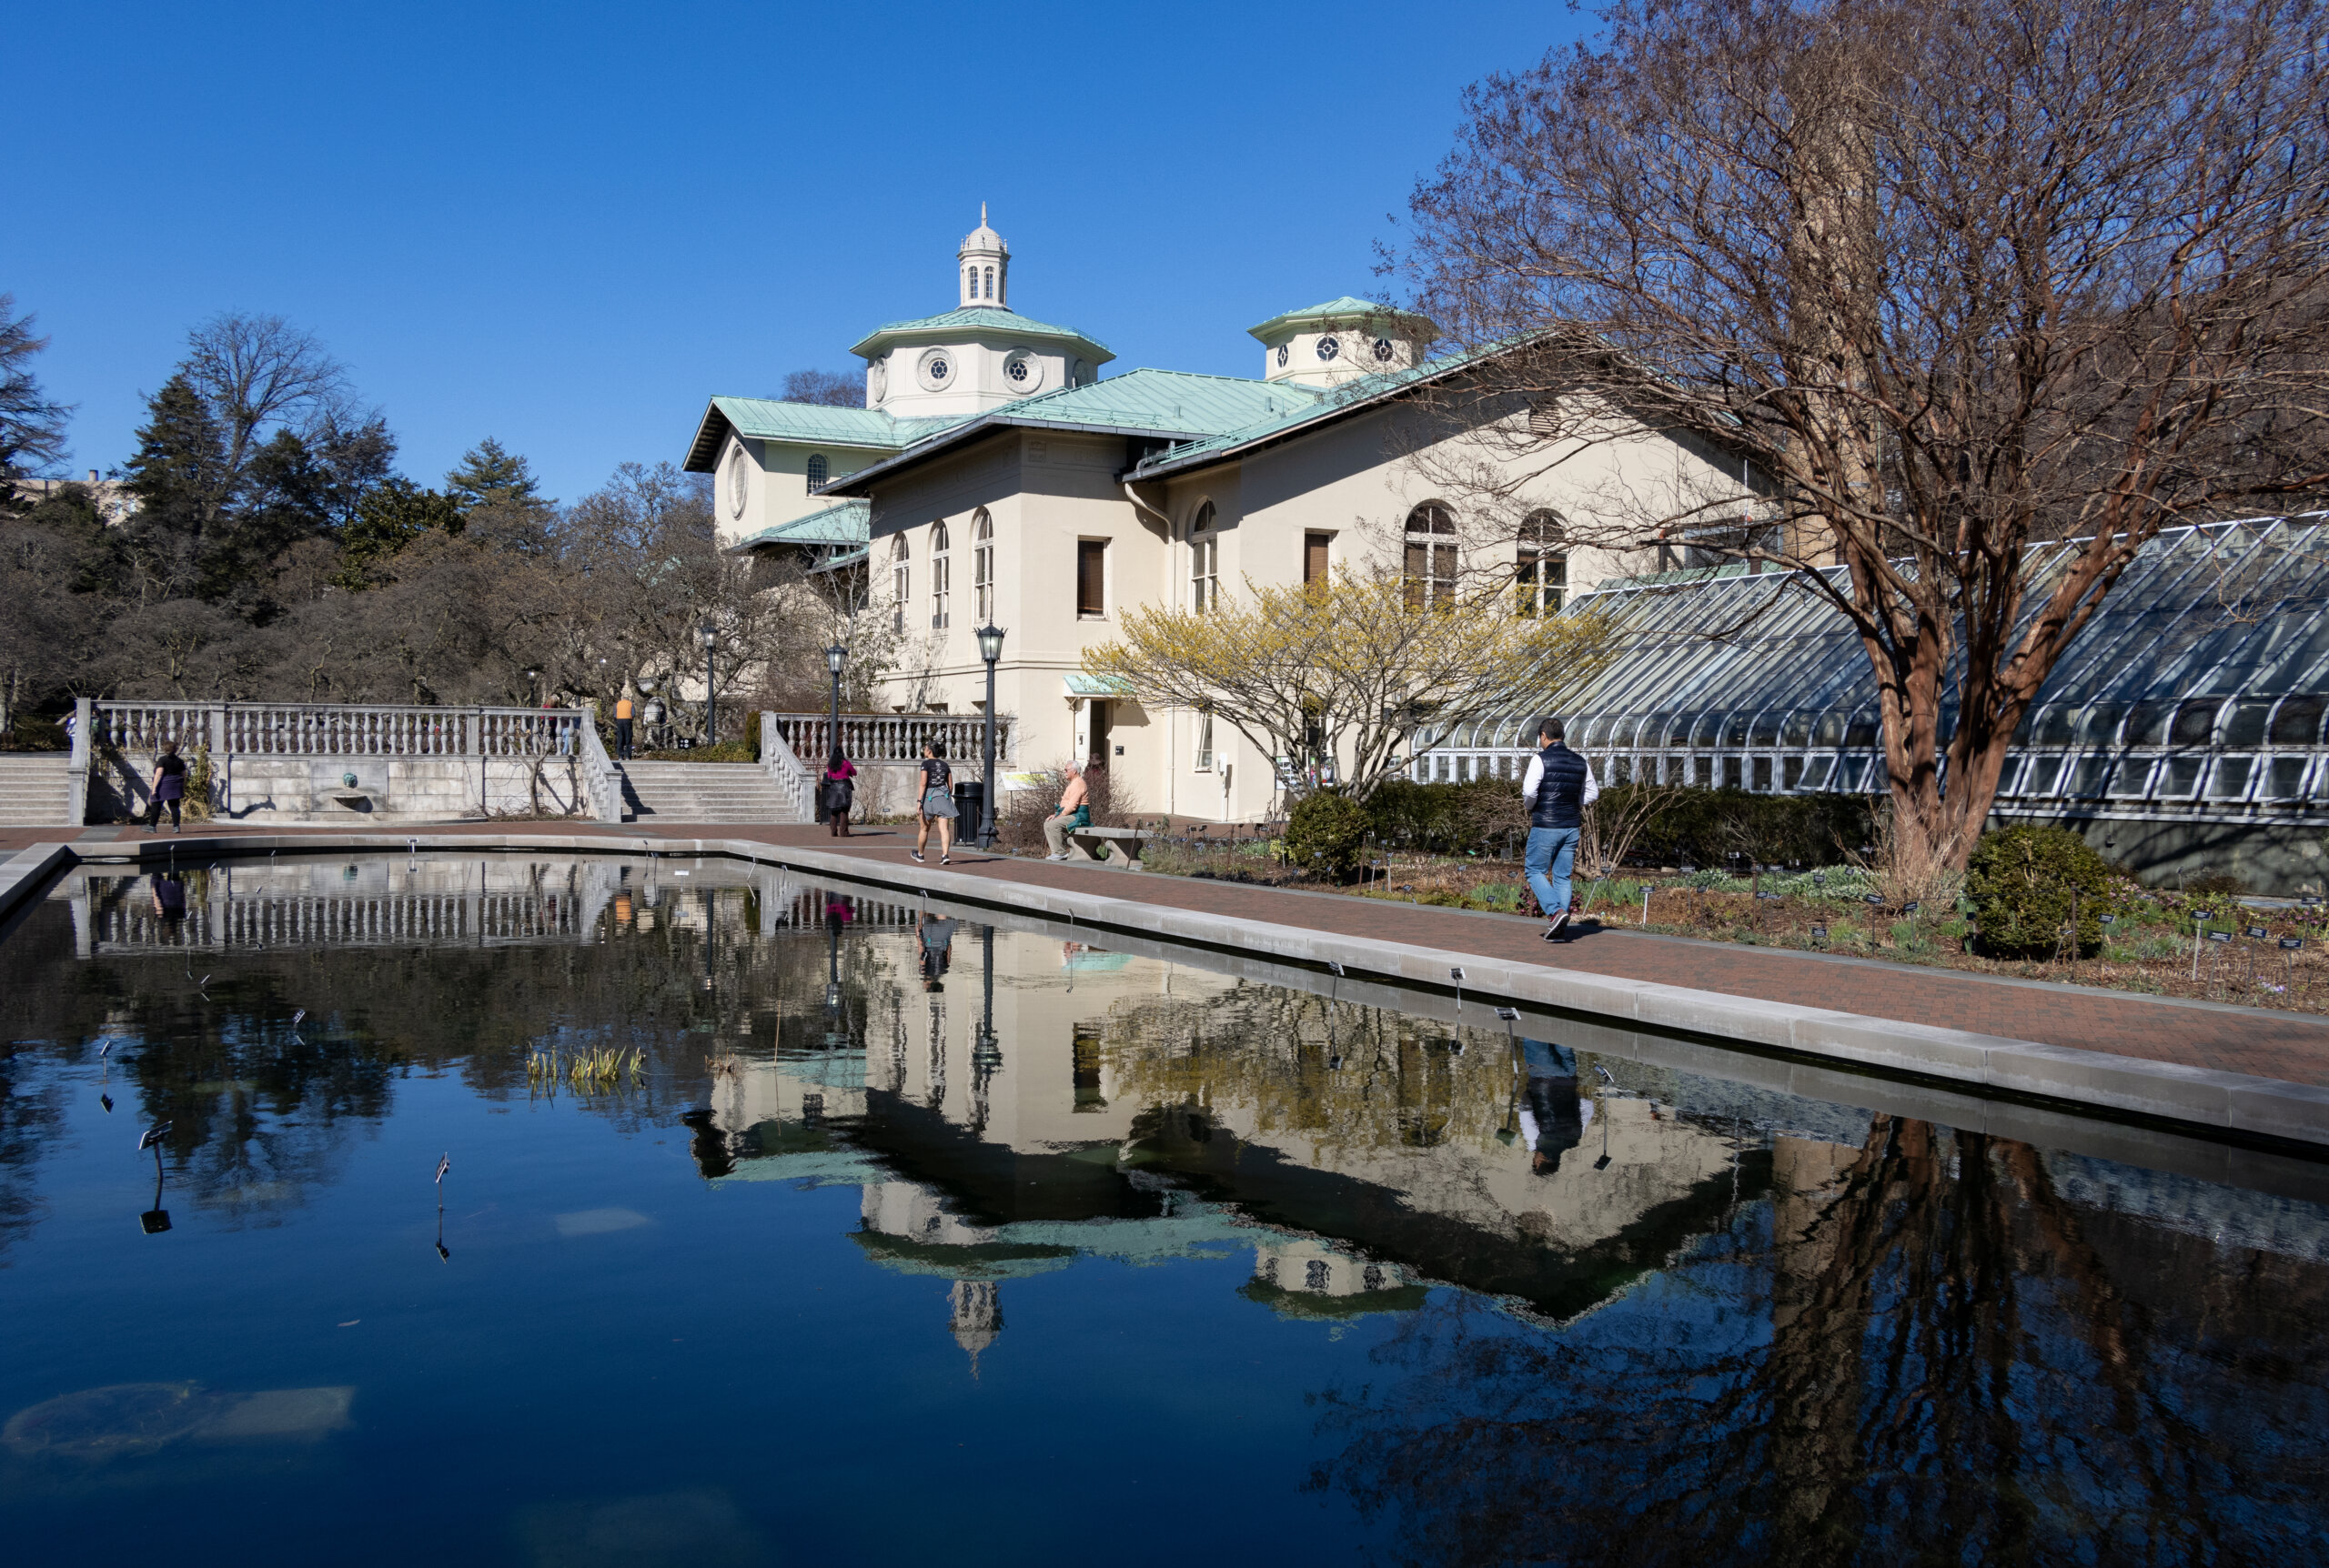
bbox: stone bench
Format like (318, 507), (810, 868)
(1067, 825), (1151, 867)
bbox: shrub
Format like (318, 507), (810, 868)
(1366, 778), (1526, 854)
(1285, 789), (1372, 880)
(1965, 824), (2112, 957)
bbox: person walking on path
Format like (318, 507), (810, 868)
(1043, 764), (1092, 860)
(613, 696), (635, 759)
(1521, 717), (1598, 940)
(144, 741), (189, 834)
(819, 749), (858, 837)
(912, 740), (957, 865)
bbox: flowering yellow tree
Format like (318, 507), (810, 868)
(1082, 568), (1614, 798)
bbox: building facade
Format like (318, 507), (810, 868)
(689, 213), (1747, 821)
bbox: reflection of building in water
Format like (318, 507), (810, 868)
(696, 909), (1775, 1339)
(66, 857), (632, 956)
(948, 1282), (1002, 1372)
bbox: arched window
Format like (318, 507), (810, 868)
(973, 508), (994, 622)
(1517, 510), (1567, 616)
(965, 266), (976, 300)
(891, 534), (910, 636)
(1189, 501), (1219, 611)
(930, 519), (951, 629)
(983, 266), (995, 300)
(1403, 503), (1457, 609)
(805, 454), (828, 490)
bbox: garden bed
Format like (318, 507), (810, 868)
(1130, 836), (2329, 1015)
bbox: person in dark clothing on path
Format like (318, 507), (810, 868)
(917, 910), (956, 990)
(1520, 718), (1598, 940)
(150, 870), (187, 921)
(820, 749), (858, 837)
(613, 696), (635, 759)
(145, 742), (188, 833)
(1517, 1037), (1588, 1176)
(912, 741), (956, 865)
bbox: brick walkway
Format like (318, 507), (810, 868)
(13, 818), (2329, 1091)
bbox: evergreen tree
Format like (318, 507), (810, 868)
(122, 375), (232, 540)
(336, 477), (467, 588)
(445, 437), (540, 510)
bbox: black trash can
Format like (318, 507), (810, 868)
(952, 779), (986, 841)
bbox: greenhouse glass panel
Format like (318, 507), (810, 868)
(2272, 696), (2325, 745)
(2208, 758), (2253, 799)
(2267, 757), (2311, 799)
(2162, 757), (2203, 798)
(2108, 759), (2155, 798)
(2223, 701), (2274, 748)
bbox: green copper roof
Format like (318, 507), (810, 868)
(1126, 337), (1505, 482)
(683, 397), (970, 471)
(848, 306), (1114, 360)
(725, 498), (871, 554)
(823, 369), (1326, 497)
(1246, 296), (1437, 342)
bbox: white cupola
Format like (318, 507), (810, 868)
(958, 204), (1009, 308)
(1246, 297), (1438, 388)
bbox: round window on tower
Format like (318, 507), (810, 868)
(1003, 349), (1043, 394)
(1316, 336), (1341, 362)
(916, 349), (953, 391)
(868, 360), (888, 403)
(1275, 345), (1289, 368)
(727, 448), (750, 519)
(1373, 337), (1396, 363)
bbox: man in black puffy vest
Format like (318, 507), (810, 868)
(1521, 717), (1599, 940)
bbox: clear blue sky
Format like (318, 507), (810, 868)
(10, 1), (1588, 505)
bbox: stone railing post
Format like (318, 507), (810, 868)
(66, 695), (93, 826)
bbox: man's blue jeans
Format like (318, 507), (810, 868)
(1525, 826), (1579, 923)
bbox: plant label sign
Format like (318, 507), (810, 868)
(1864, 894), (1884, 906)
(2281, 937), (2306, 950)
(2246, 926), (2270, 940)
(2207, 930), (2233, 944)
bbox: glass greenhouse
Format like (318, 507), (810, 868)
(1410, 516), (2329, 836)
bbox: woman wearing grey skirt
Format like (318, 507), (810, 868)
(912, 740), (956, 866)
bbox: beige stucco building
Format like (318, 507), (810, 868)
(687, 212), (1751, 821)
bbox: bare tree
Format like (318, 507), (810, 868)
(1397, 0), (2329, 873)
(0, 295), (73, 481)
(182, 312), (357, 525)
(778, 368), (863, 408)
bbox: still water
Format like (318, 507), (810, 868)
(1, 854), (2324, 1566)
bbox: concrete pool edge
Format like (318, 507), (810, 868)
(21, 829), (2329, 1156)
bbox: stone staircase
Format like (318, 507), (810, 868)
(617, 761), (806, 824)
(0, 754), (73, 827)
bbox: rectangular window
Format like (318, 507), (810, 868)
(932, 552), (951, 629)
(1800, 756), (1834, 789)
(2268, 755), (2311, 799)
(2025, 755), (2063, 795)
(1403, 539), (1457, 609)
(1751, 756), (1773, 792)
(2161, 756), (2203, 798)
(974, 541), (993, 621)
(1517, 550), (1567, 616)
(1305, 532), (1331, 586)
(892, 561), (908, 636)
(1077, 539), (1107, 618)
(2107, 758), (2154, 798)
(1191, 535), (1218, 611)
(1195, 711), (1214, 772)
(2206, 756), (2253, 799)
(1781, 756), (1803, 790)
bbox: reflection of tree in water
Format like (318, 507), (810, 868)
(0, 877), (856, 1226)
(1097, 982), (1513, 1159)
(1310, 1115), (2329, 1566)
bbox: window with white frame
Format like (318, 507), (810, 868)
(1189, 501), (1219, 611)
(1517, 510), (1567, 616)
(973, 508), (993, 622)
(1404, 503), (1457, 609)
(1195, 709), (1215, 771)
(930, 520), (952, 629)
(891, 534), (910, 636)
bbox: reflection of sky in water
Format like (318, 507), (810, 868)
(0, 857), (2324, 1565)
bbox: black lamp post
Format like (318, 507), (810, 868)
(974, 623), (1004, 848)
(824, 643), (847, 762)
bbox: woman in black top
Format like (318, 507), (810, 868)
(912, 740), (956, 865)
(146, 741), (188, 833)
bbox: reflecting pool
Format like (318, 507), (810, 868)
(2, 854), (2326, 1565)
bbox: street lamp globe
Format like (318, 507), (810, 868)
(697, 624), (717, 649)
(974, 624), (1005, 664)
(824, 643), (848, 677)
